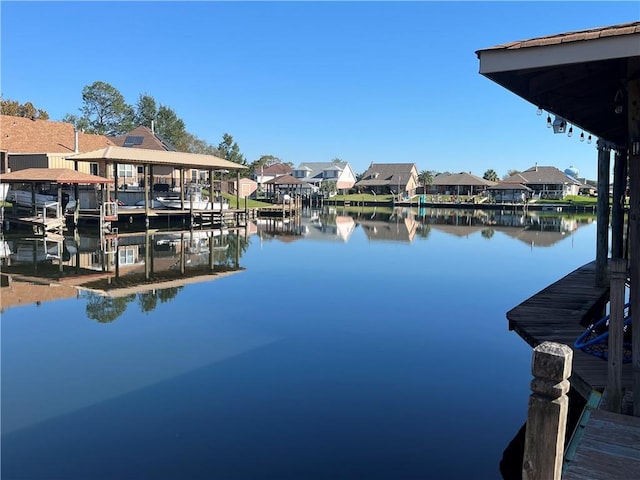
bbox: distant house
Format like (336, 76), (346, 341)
(428, 172), (496, 196)
(500, 165), (581, 200)
(290, 161), (357, 195)
(487, 182), (533, 203)
(355, 163), (419, 197)
(0, 114), (113, 175)
(254, 163), (292, 195)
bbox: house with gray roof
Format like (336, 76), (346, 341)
(290, 161), (357, 195)
(354, 163), (419, 197)
(428, 172), (496, 196)
(499, 165), (581, 200)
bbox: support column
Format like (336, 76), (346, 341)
(595, 143), (610, 287)
(611, 150), (628, 259)
(627, 73), (640, 416)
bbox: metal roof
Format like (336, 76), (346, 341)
(68, 145), (247, 171)
(0, 168), (113, 184)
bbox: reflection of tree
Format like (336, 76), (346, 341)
(222, 234), (249, 267)
(417, 223), (431, 239)
(138, 292), (158, 313)
(137, 287), (182, 313)
(481, 229), (495, 239)
(86, 293), (136, 323)
(157, 287), (181, 303)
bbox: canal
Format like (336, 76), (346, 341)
(1, 207), (598, 479)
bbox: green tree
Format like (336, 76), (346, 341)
(1, 97), (49, 119)
(503, 169), (521, 180)
(155, 105), (188, 150)
(483, 169), (499, 182)
(320, 180), (337, 197)
(418, 170), (434, 192)
(61, 113), (89, 131)
(134, 93), (158, 129)
(249, 155), (280, 177)
(218, 133), (246, 166)
(76, 81), (135, 135)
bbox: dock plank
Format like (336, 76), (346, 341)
(563, 409), (640, 480)
(506, 260), (633, 399)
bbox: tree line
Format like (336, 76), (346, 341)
(2, 85), (519, 182)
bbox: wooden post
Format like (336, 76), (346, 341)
(607, 258), (628, 413)
(611, 150), (627, 259)
(522, 342), (572, 480)
(595, 144), (610, 287)
(628, 73), (640, 416)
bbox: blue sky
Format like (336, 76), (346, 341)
(2, 1), (638, 180)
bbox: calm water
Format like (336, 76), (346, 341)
(1, 207), (598, 479)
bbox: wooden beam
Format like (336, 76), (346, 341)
(596, 146), (610, 287)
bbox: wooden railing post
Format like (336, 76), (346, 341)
(522, 342), (572, 480)
(607, 258), (628, 413)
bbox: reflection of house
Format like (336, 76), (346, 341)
(357, 215), (418, 243)
(299, 212), (356, 242)
(0, 276), (79, 312)
(500, 166), (581, 200)
(0, 114), (114, 174)
(428, 172), (496, 195)
(291, 162), (357, 195)
(355, 163), (419, 197)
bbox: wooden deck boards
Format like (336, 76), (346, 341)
(506, 260), (634, 400)
(563, 409), (640, 480)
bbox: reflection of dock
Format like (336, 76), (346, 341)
(0, 225), (248, 308)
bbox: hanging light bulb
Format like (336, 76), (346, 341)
(580, 132), (585, 142)
(567, 126), (573, 137)
(587, 135), (592, 144)
(546, 114), (552, 128)
(536, 107), (543, 116)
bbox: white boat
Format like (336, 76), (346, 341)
(5, 188), (76, 212)
(155, 185), (229, 210)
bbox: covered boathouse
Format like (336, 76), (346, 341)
(476, 21), (640, 479)
(66, 145), (248, 230)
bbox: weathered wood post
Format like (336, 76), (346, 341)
(522, 341), (572, 480)
(607, 258), (628, 413)
(595, 142), (610, 288)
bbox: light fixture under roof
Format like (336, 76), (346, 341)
(552, 116), (567, 134)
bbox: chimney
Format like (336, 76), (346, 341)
(151, 120), (155, 134)
(74, 127), (79, 153)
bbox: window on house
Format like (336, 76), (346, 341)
(118, 248), (135, 266)
(89, 163), (99, 176)
(117, 164), (134, 178)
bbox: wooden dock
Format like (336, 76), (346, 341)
(506, 260), (633, 400)
(563, 408), (640, 479)
(508, 260), (639, 479)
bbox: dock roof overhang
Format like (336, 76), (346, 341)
(67, 145), (247, 171)
(0, 168), (113, 184)
(475, 22), (640, 149)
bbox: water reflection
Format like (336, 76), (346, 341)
(0, 226), (250, 319)
(1, 208), (594, 315)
